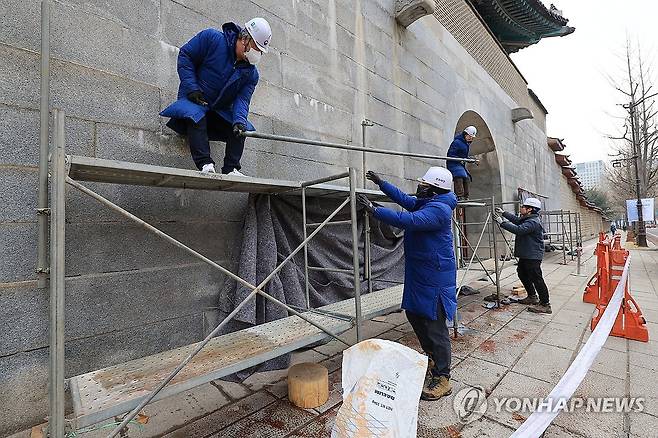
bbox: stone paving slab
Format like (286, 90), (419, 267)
(511, 342), (574, 385)
(450, 356), (508, 392)
(628, 412), (658, 438)
(207, 399), (317, 438)
(538, 321), (586, 351)
(163, 392), (277, 438)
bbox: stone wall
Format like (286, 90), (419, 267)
(0, 0), (583, 433)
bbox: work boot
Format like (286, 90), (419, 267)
(528, 303), (552, 314)
(421, 375), (452, 401)
(517, 295), (540, 305)
(425, 357), (435, 386)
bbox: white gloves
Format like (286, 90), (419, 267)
(494, 215), (505, 225)
(495, 207), (505, 214)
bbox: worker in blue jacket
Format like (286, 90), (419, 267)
(447, 126), (477, 200)
(161, 18), (272, 176)
(357, 167), (458, 401)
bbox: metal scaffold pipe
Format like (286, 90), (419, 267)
(37, 0), (50, 289)
(242, 131), (478, 163)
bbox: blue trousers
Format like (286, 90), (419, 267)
(185, 112), (245, 173)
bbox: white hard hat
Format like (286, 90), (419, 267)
(522, 197), (542, 209)
(464, 126), (477, 137)
(418, 167), (453, 191)
(245, 17), (272, 53)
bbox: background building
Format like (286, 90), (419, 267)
(575, 160), (605, 189)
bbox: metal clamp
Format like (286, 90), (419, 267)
(36, 207), (51, 215)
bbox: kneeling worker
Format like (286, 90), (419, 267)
(357, 167), (458, 400)
(495, 198), (551, 314)
(161, 18), (272, 175)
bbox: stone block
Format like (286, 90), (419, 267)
(288, 0), (332, 44)
(270, 120), (351, 164)
(250, 82), (352, 142)
(60, 0), (161, 37)
(0, 46), (161, 129)
(50, 57), (161, 130)
(0, 0), (40, 52)
(0, 349), (49, 437)
(49, 2), (169, 86)
(0, 106), (95, 167)
(64, 220), (242, 276)
(0, 265), (222, 356)
(283, 25), (335, 72)
(161, 0), (219, 49)
(0, 223), (38, 283)
(281, 53), (355, 113)
(0, 315), (203, 436)
(66, 178), (249, 223)
(0, 45), (41, 109)
(365, 0), (397, 34)
(0, 282), (48, 357)
(536, 321), (583, 351)
(244, 0), (298, 25)
(64, 313), (203, 376)
(0, 166), (38, 222)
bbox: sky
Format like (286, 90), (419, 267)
(510, 0), (658, 165)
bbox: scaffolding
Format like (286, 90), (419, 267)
(541, 209), (582, 267)
(45, 110), (482, 437)
(450, 199), (520, 336)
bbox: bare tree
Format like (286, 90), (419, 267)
(606, 39), (658, 204)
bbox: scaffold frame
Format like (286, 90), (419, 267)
(46, 110), (480, 437)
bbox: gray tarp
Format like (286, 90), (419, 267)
(218, 193), (405, 376)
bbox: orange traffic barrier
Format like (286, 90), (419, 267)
(589, 240), (649, 342)
(582, 233), (610, 305)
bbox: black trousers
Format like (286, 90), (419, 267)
(185, 112), (245, 173)
(406, 302), (451, 378)
(517, 258), (550, 304)
(453, 177), (470, 199)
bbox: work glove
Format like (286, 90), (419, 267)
(356, 194), (376, 214)
(494, 215), (506, 225)
(468, 156), (480, 166)
(495, 207), (505, 214)
(187, 90), (207, 106)
(233, 123), (246, 137)
(365, 170), (383, 186)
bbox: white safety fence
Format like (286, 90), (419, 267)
(509, 255), (631, 438)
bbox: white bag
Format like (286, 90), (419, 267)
(331, 339), (427, 438)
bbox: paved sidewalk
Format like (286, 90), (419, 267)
(14, 241), (657, 438)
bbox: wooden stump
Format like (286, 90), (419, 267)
(287, 362), (329, 409)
